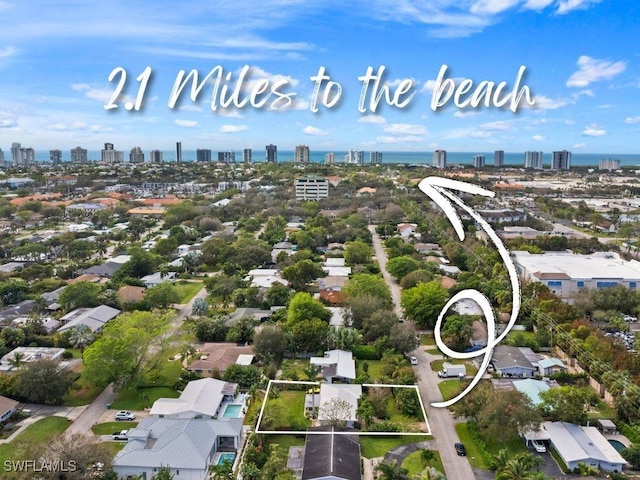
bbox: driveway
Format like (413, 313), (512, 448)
(369, 227), (477, 480)
(63, 384), (119, 439)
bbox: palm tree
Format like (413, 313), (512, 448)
(7, 351), (25, 371)
(69, 324), (95, 354)
(374, 460), (410, 480)
(420, 449), (436, 465)
(491, 448), (510, 471)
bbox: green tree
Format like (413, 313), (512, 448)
(401, 281), (449, 328)
(264, 283), (291, 307)
(226, 315), (256, 343)
(622, 444), (640, 469)
(151, 466), (175, 480)
(144, 282), (179, 310)
(386, 255), (424, 282)
(318, 397), (352, 427)
(83, 311), (172, 388)
(362, 309), (397, 343)
(59, 281), (102, 311)
(281, 259), (325, 291)
(69, 324), (95, 354)
(194, 317), (229, 342)
(16, 359), (76, 404)
(2, 327), (26, 348)
(191, 297), (209, 316)
(538, 386), (599, 424)
(287, 292), (331, 324)
(375, 460), (410, 480)
(441, 315), (474, 352)
(260, 215), (287, 245)
(253, 324), (286, 363)
(399, 269), (435, 289)
(344, 241), (373, 265)
(0, 279), (29, 306)
(344, 294), (389, 329)
(290, 318), (329, 353)
(343, 274), (391, 303)
(395, 387), (420, 416)
(388, 323), (419, 355)
(223, 364), (263, 389)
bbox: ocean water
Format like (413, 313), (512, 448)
(32, 150), (640, 167)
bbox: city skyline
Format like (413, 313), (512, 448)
(0, 1), (639, 153)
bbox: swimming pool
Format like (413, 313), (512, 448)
(216, 453), (236, 465)
(222, 404), (242, 418)
(608, 439), (626, 453)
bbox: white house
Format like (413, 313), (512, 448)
(316, 384), (362, 427)
(310, 350), (356, 383)
(0, 394), (19, 422)
(59, 305), (121, 333)
(150, 378), (239, 419)
(140, 271), (177, 288)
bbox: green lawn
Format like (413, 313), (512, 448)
(455, 422), (488, 469)
(420, 334), (435, 346)
(484, 432), (528, 457)
(244, 391), (265, 426)
(402, 450), (445, 477)
(64, 376), (104, 406)
(505, 329), (538, 345)
(425, 348), (442, 356)
(356, 360), (386, 379)
(360, 435), (432, 458)
(437, 379), (468, 401)
(91, 421), (138, 435)
(266, 434), (307, 451)
(112, 386), (179, 410)
(587, 397), (616, 421)
(174, 281), (204, 304)
(279, 359), (311, 380)
(0, 417), (70, 464)
(262, 389), (311, 431)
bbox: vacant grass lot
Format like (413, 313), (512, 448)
(279, 358), (311, 380)
(112, 386), (179, 411)
(174, 281), (204, 304)
(262, 389), (311, 431)
(356, 360), (386, 379)
(0, 417), (70, 464)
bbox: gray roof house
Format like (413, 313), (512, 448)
(150, 378), (238, 419)
(310, 350), (356, 383)
(82, 261), (124, 278)
(113, 416), (243, 480)
(58, 305), (121, 333)
(537, 357), (567, 376)
(301, 427), (362, 480)
(316, 384), (362, 427)
(491, 345), (538, 378)
(523, 422), (626, 472)
(141, 271), (177, 288)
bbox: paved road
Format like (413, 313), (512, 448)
(63, 384), (119, 439)
(369, 226), (477, 480)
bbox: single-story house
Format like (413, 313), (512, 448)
(0, 394), (19, 422)
(58, 305), (121, 333)
(537, 357), (568, 377)
(0, 347), (66, 373)
(150, 378), (238, 419)
(113, 416), (243, 480)
(324, 257), (346, 268)
(322, 266), (352, 277)
(246, 269), (288, 289)
(117, 285), (146, 305)
(397, 223), (418, 238)
(301, 427), (362, 480)
(512, 379), (550, 406)
(140, 271), (177, 288)
(187, 344), (254, 376)
(306, 384), (363, 428)
(317, 276), (348, 292)
(523, 422), (626, 472)
(490, 345), (538, 378)
(310, 350), (356, 384)
(82, 255), (131, 278)
(0, 262), (26, 273)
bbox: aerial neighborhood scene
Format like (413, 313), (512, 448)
(1, 1), (640, 480)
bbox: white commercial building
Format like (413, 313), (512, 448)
(295, 176), (329, 200)
(512, 251), (640, 300)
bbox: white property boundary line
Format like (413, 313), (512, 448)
(255, 380), (431, 436)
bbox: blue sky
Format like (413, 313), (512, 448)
(0, 0), (639, 154)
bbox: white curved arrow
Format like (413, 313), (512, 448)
(418, 176), (521, 408)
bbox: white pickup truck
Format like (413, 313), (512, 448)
(112, 430), (128, 441)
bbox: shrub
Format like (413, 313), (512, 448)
(62, 350), (74, 360)
(352, 345), (381, 360)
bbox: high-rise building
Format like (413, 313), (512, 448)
(129, 146), (145, 163)
(325, 152), (335, 164)
(599, 158), (621, 172)
(265, 144), (277, 163)
(11, 143), (21, 164)
(370, 151), (383, 164)
(472, 154), (485, 168)
(551, 150), (571, 170)
(243, 148), (252, 163)
(176, 142), (183, 163)
(432, 150), (447, 168)
(295, 176), (329, 200)
(71, 146), (88, 163)
(295, 145), (310, 163)
(345, 149), (364, 164)
(49, 149), (62, 165)
(218, 151), (235, 163)
(102, 143), (119, 163)
(494, 150), (504, 167)
(23, 148), (35, 165)
(0, 149), (4, 164)
(524, 151), (544, 169)
(196, 149), (212, 162)
(150, 150), (163, 163)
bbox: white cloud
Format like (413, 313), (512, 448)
(71, 83), (134, 105)
(376, 135), (424, 144)
(624, 116), (640, 124)
(220, 124), (248, 133)
(303, 125), (329, 136)
(582, 123), (606, 136)
(532, 95), (570, 110)
(453, 110), (481, 118)
(478, 120), (511, 131)
(0, 110), (17, 128)
(566, 55), (626, 88)
(216, 108), (243, 118)
(531, 134), (545, 142)
(179, 105), (203, 113)
(383, 123), (428, 135)
(572, 142), (587, 149)
(564, 119), (576, 125)
(0, 45), (16, 58)
(470, 0), (519, 15)
(556, 0), (601, 14)
(174, 119), (199, 128)
(241, 65), (300, 90)
(358, 115), (386, 124)
(523, 0), (554, 10)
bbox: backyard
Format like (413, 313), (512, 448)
(261, 388), (311, 431)
(0, 417), (70, 464)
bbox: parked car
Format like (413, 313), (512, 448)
(531, 440), (546, 453)
(454, 443), (467, 456)
(114, 411), (135, 421)
(410, 356), (418, 365)
(112, 430), (128, 441)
